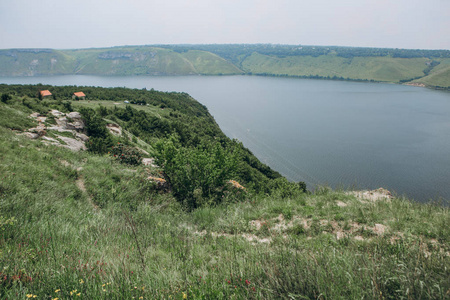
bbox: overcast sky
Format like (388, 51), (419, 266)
(1, 0), (449, 50)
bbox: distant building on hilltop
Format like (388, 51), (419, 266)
(72, 92), (86, 100)
(39, 90), (52, 99)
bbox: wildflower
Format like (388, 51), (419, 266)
(77, 293), (81, 296)
(79, 279), (84, 284)
(245, 279), (250, 285)
(55, 289), (61, 293)
(52, 298), (59, 300)
(26, 295), (33, 298)
(183, 292), (187, 299)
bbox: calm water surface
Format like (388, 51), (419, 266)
(2, 75), (449, 203)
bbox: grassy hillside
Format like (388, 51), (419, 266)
(0, 85), (449, 299)
(0, 49), (76, 76)
(1, 44), (450, 88)
(413, 58), (450, 88)
(241, 52), (429, 82)
(0, 47), (243, 76)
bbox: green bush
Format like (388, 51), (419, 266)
(1, 93), (12, 103)
(110, 143), (142, 165)
(80, 107), (114, 154)
(155, 135), (241, 209)
(267, 177), (307, 198)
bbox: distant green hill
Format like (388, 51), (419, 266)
(412, 58), (450, 88)
(1, 44), (449, 88)
(240, 52), (429, 82)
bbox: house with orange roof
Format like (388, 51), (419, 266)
(39, 90), (52, 99)
(72, 92), (86, 100)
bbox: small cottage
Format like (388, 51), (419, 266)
(39, 90), (52, 99)
(72, 92), (86, 100)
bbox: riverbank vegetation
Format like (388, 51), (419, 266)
(0, 85), (448, 299)
(1, 44), (450, 88)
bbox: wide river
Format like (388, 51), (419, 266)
(1, 75), (449, 203)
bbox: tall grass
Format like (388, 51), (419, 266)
(0, 101), (448, 299)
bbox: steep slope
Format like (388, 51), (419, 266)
(0, 49), (76, 76)
(413, 58), (450, 88)
(241, 52), (429, 82)
(0, 86), (448, 299)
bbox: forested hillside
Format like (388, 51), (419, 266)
(1, 44), (450, 88)
(0, 84), (304, 207)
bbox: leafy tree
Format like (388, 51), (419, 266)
(1, 93), (11, 103)
(80, 108), (113, 153)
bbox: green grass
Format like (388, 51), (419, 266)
(414, 58), (450, 87)
(0, 98), (449, 299)
(183, 50), (243, 75)
(71, 100), (172, 119)
(241, 53), (429, 82)
(67, 47), (243, 76)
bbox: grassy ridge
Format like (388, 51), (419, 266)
(413, 58), (450, 88)
(0, 49), (76, 76)
(1, 45), (449, 87)
(0, 86), (449, 299)
(241, 53), (429, 82)
(0, 47), (242, 76)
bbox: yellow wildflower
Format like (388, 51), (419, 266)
(79, 279), (84, 284)
(77, 293), (81, 296)
(55, 289), (61, 293)
(183, 292), (187, 299)
(26, 295), (33, 299)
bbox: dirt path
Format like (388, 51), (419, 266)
(75, 172), (99, 211)
(60, 160), (99, 210)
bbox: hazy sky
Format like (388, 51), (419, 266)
(1, 0), (449, 50)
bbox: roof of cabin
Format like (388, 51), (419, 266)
(40, 90), (52, 97)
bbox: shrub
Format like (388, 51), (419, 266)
(267, 177), (307, 198)
(1, 93), (12, 103)
(110, 143), (142, 165)
(154, 135), (241, 209)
